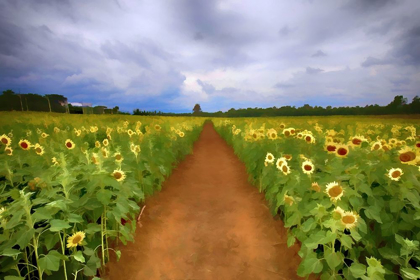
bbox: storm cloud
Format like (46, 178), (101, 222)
(0, 0), (419, 112)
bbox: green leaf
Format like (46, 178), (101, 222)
(15, 228), (35, 249)
(32, 207), (55, 221)
(5, 276), (25, 280)
(287, 235), (296, 247)
(351, 230), (362, 241)
(38, 251), (61, 271)
(68, 213), (83, 223)
(349, 263), (366, 278)
(1, 248), (21, 257)
(400, 268), (420, 279)
(85, 223), (101, 234)
(301, 217), (315, 233)
(340, 234), (354, 249)
(116, 250), (121, 261)
(73, 251), (85, 263)
(325, 249), (342, 269)
(364, 206), (382, 224)
(96, 189), (113, 206)
(49, 219), (71, 232)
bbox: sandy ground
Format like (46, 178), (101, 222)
(105, 122), (306, 280)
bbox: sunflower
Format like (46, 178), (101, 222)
(325, 181), (344, 202)
(54, 127), (60, 133)
(265, 153), (275, 164)
(398, 147), (417, 165)
(34, 144), (45, 156)
(65, 139), (75, 150)
(75, 130), (81, 137)
(106, 127), (113, 135)
(284, 193), (295, 206)
(91, 154), (99, 165)
(276, 157), (287, 170)
(18, 139), (31, 150)
(283, 129), (291, 137)
(387, 168), (404, 181)
(284, 154), (293, 161)
(341, 211), (358, 229)
(178, 132), (185, 138)
(101, 148), (109, 158)
(154, 124), (162, 131)
(415, 142), (420, 149)
(279, 123), (286, 129)
(0, 134), (11, 146)
(302, 160), (315, 175)
(289, 128), (296, 135)
(371, 141), (382, 151)
(127, 129), (135, 137)
(103, 139), (109, 147)
(335, 144), (349, 158)
(52, 157), (59, 166)
(325, 143), (337, 153)
(280, 163), (291, 175)
(349, 135), (366, 147)
(89, 126), (96, 133)
(114, 152), (124, 163)
(311, 182), (321, 192)
(304, 134), (315, 144)
(41, 132), (49, 139)
(332, 206), (345, 220)
(95, 141), (101, 148)
(112, 169), (126, 182)
(4, 146), (13, 156)
(66, 231), (86, 248)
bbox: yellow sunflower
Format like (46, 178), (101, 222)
(265, 153), (275, 164)
(102, 139), (109, 147)
(283, 129), (291, 137)
(325, 143), (337, 154)
(54, 127), (60, 133)
(284, 193), (295, 206)
(52, 157), (59, 166)
(18, 139), (31, 150)
(127, 129), (135, 137)
(325, 181), (344, 202)
(341, 211), (358, 229)
(41, 132), (49, 139)
(114, 152), (124, 163)
(66, 231), (86, 248)
(284, 154), (293, 161)
(101, 148), (109, 158)
(335, 144), (349, 158)
(276, 157), (287, 170)
(302, 160), (315, 175)
(34, 144), (45, 156)
(371, 141), (382, 151)
(387, 168), (404, 181)
(95, 141), (101, 148)
(65, 139), (75, 150)
(280, 163), (291, 175)
(0, 134), (12, 146)
(75, 130), (81, 137)
(178, 132), (185, 138)
(112, 169), (126, 182)
(4, 146), (13, 156)
(311, 182), (321, 192)
(304, 134), (315, 144)
(398, 147), (417, 165)
(154, 124), (161, 131)
(332, 206), (345, 220)
(91, 154), (100, 165)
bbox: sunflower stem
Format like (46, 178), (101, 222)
(59, 232), (68, 280)
(101, 213), (106, 266)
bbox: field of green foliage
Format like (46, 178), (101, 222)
(214, 116), (420, 280)
(0, 112), (204, 280)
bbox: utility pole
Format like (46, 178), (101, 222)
(45, 95), (52, 112)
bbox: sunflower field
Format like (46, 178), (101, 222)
(0, 112), (204, 280)
(214, 116), (420, 280)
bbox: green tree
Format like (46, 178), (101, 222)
(193, 104), (202, 115)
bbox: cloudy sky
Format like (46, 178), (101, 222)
(1, 0), (419, 113)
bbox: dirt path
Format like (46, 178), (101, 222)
(105, 122), (305, 280)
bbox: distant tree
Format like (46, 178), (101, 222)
(192, 104), (202, 114)
(112, 106), (119, 114)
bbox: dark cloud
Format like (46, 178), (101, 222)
(361, 56), (390, 67)
(342, 0), (396, 13)
(306, 67), (324, 74)
(311, 50), (327, 57)
(279, 25), (290, 36)
(193, 32), (204, 41)
(197, 79), (215, 94)
(273, 83), (294, 89)
(390, 25), (420, 66)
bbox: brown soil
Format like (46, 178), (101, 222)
(105, 122), (307, 280)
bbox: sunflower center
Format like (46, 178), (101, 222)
(66, 142), (72, 148)
(116, 155), (122, 160)
(72, 235), (82, 244)
(352, 138), (362, 145)
(416, 143), (420, 148)
(327, 145), (336, 152)
(373, 144), (380, 150)
(291, 130), (295, 134)
(6, 149), (12, 155)
(305, 136), (311, 142)
(282, 165), (288, 173)
(337, 148), (348, 156)
(304, 165), (312, 171)
(391, 170), (401, 178)
(399, 152), (416, 162)
(328, 185), (343, 198)
(285, 131), (290, 136)
(271, 133), (276, 138)
(36, 148), (42, 153)
(21, 142), (28, 149)
(114, 172), (122, 179)
(1, 138), (8, 144)
(268, 155), (273, 160)
(342, 215), (355, 224)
